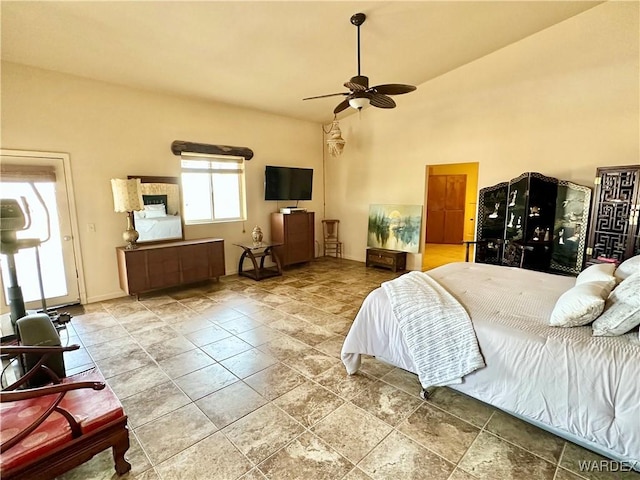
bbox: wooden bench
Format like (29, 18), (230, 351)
(0, 345), (131, 479)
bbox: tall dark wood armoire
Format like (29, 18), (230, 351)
(586, 165), (640, 264)
(475, 172), (591, 275)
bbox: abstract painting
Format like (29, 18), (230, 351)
(367, 204), (423, 253)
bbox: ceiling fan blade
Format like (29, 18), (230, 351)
(344, 82), (367, 92)
(344, 75), (369, 92)
(334, 99), (351, 114)
(369, 93), (396, 109)
(303, 92), (349, 101)
(371, 84), (417, 95)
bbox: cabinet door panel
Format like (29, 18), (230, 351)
(180, 244), (210, 283)
(124, 251), (148, 293)
(286, 213), (310, 232)
(208, 241), (225, 278)
(147, 248), (180, 288)
(287, 242), (310, 263)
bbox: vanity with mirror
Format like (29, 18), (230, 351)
(116, 175), (225, 297)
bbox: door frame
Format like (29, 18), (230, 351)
(423, 162), (479, 270)
(1, 149), (87, 305)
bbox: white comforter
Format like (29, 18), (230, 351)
(136, 215), (183, 242)
(344, 271), (485, 388)
(341, 262), (640, 466)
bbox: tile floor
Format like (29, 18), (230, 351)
(28, 258), (639, 479)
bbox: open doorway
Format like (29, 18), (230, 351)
(423, 162), (479, 271)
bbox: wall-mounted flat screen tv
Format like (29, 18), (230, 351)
(264, 166), (313, 201)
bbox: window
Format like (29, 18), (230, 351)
(180, 154), (246, 224)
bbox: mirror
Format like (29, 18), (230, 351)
(128, 175), (183, 243)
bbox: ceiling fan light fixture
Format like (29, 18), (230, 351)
(349, 96), (370, 110)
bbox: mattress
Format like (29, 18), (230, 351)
(342, 262), (640, 466)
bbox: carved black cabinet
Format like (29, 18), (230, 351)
(475, 182), (508, 265)
(503, 172), (558, 270)
(550, 181), (592, 274)
(586, 165), (640, 264)
(475, 172), (591, 275)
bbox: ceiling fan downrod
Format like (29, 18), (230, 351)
(350, 13), (366, 77)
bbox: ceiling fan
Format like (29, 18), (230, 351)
(303, 12), (417, 115)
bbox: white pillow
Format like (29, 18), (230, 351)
(144, 204), (166, 218)
(614, 255), (640, 282)
(133, 210), (146, 219)
(550, 281), (615, 327)
(592, 272), (640, 336)
(576, 263), (616, 287)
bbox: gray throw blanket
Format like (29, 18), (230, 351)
(382, 271), (485, 388)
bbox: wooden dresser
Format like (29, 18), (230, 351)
(116, 238), (225, 297)
(270, 212), (315, 266)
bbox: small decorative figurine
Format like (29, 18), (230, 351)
(489, 203), (500, 219)
(509, 190), (517, 206)
(507, 212), (515, 228)
(568, 222), (581, 242)
(532, 227), (542, 241)
(252, 225), (263, 245)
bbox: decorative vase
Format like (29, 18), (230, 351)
(252, 225), (263, 245)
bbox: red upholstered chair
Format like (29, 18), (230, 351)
(0, 345), (131, 479)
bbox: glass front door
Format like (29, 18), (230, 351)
(0, 154), (80, 314)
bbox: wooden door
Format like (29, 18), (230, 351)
(426, 174), (467, 244)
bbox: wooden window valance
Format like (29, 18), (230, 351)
(0, 164), (56, 182)
(171, 140), (254, 161)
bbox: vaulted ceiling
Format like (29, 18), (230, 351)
(1, 1), (600, 124)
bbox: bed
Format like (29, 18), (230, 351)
(134, 214), (183, 242)
(341, 262), (640, 467)
(131, 183), (184, 243)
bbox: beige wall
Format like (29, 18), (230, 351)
(1, 63), (323, 302)
(325, 2), (639, 270)
(2, 2), (638, 299)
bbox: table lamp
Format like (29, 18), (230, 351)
(111, 178), (143, 249)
